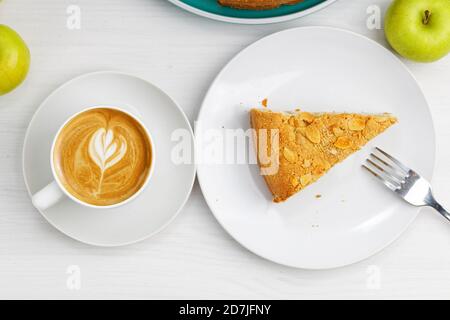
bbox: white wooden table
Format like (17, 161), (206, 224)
(1, 0), (449, 299)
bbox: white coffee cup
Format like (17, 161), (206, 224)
(32, 106), (155, 210)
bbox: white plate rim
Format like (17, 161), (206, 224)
(196, 26), (436, 269)
(167, 0), (339, 25)
(22, 70), (197, 247)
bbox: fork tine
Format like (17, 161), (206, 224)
(366, 159), (402, 186)
(369, 153), (406, 182)
(375, 147), (410, 174)
(362, 164), (399, 191)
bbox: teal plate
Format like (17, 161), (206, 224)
(168, 0), (338, 24)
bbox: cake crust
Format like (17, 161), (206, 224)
(250, 109), (397, 202)
(218, 0), (302, 10)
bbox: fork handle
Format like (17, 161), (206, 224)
(430, 202), (450, 222)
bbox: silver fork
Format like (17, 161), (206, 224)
(363, 147), (450, 223)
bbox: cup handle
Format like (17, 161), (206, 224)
(32, 181), (65, 210)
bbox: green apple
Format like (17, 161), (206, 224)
(0, 25), (30, 95)
(385, 0), (450, 62)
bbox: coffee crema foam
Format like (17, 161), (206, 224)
(53, 108), (152, 206)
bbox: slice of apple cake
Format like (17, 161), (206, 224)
(250, 108), (397, 202)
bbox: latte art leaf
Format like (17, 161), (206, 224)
(88, 128), (127, 173)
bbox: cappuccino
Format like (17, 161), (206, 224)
(53, 108), (152, 206)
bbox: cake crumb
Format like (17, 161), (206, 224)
(262, 98), (268, 108)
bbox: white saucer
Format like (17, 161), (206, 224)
(196, 27), (435, 269)
(23, 71), (196, 246)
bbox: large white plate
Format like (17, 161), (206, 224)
(196, 27), (435, 269)
(23, 71), (196, 246)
